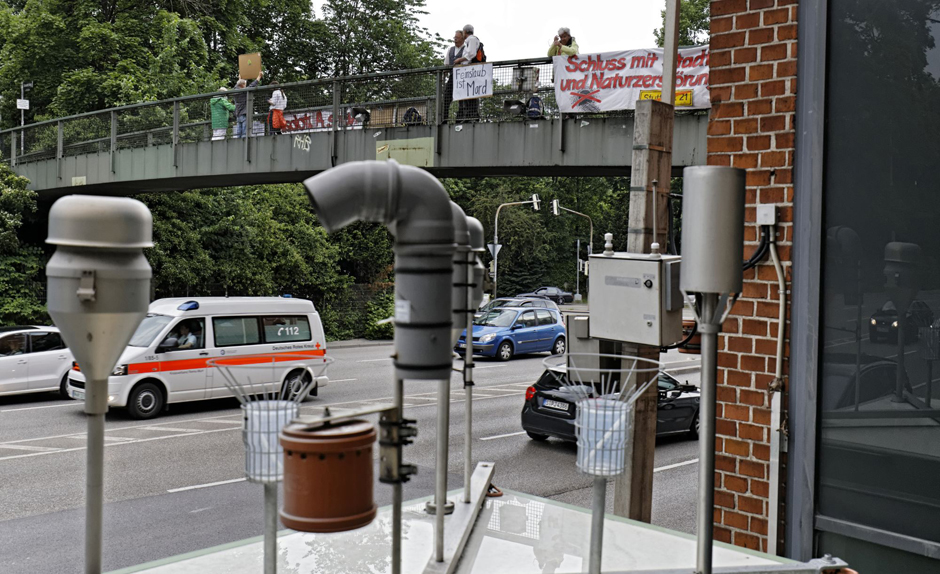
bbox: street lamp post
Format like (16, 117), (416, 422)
(492, 194), (540, 297)
(552, 200), (594, 301)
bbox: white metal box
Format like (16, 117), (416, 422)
(587, 252), (683, 347)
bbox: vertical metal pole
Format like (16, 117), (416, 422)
(464, 252), (475, 504)
(696, 294), (719, 574)
(85, 377), (108, 574)
(493, 209), (500, 298)
(109, 111), (117, 174)
(392, 377), (404, 574)
(434, 376), (450, 562)
(172, 101), (180, 168)
(263, 482), (277, 574)
(662, 0), (681, 106)
(20, 82), (25, 156)
(331, 80), (340, 166)
(588, 476), (607, 574)
(11, 130), (16, 167)
(57, 120), (63, 180)
(576, 238), (581, 298)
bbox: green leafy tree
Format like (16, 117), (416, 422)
(654, 0), (710, 47)
(0, 163), (46, 325)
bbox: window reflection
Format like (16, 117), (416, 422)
(820, 0), (940, 554)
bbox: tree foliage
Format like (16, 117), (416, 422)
(0, 163), (45, 325)
(654, 0), (711, 47)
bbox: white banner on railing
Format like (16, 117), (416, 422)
(281, 110), (364, 134)
(553, 47), (710, 113)
(453, 64), (494, 101)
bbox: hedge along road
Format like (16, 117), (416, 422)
(0, 342), (700, 574)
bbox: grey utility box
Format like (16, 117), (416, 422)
(587, 252), (683, 347)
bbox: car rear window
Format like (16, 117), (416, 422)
(536, 310), (554, 325)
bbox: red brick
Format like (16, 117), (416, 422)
(710, 49), (733, 68)
(724, 510), (749, 530)
(712, 31), (747, 50)
(714, 102), (745, 118)
(716, 490), (736, 509)
(740, 389), (766, 407)
(747, 170), (772, 186)
(735, 532), (761, 550)
(742, 319), (768, 336)
(774, 132), (794, 150)
(712, 0), (748, 16)
(756, 301), (780, 318)
(719, 352), (739, 369)
(739, 495), (764, 515)
(717, 385), (737, 403)
(712, 15), (735, 34)
(725, 438), (751, 457)
(746, 135), (771, 151)
(760, 44), (788, 62)
(708, 154), (732, 166)
(760, 150), (788, 167)
(751, 479), (770, 498)
(723, 317), (740, 333)
(727, 336), (753, 353)
(759, 80), (786, 98)
(709, 136), (744, 153)
(749, 0), (774, 8)
(726, 370), (751, 388)
(748, 64), (774, 81)
(778, 24), (798, 41)
(745, 100), (770, 116)
(732, 153), (759, 169)
(753, 443), (770, 461)
(747, 28), (775, 45)
(753, 338), (776, 357)
(775, 96), (796, 112)
(759, 186), (786, 203)
(708, 119), (732, 136)
(725, 403), (751, 422)
(714, 526), (733, 543)
(731, 299), (754, 316)
(735, 83), (759, 100)
(712, 66), (747, 85)
(741, 355), (765, 372)
(725, 474), (748, 493)
(716, 418), (738, 437)
(753, 408), (772, 426)
(763, 8), (790, 25)
(775, 167), (793, 184)
(759, 114), (786, 132)
(735, 12), (761, 29)
(740, 460), (767, 479)
(739, 423), (765, 441)
(733, 118), (759, 134)
(751, 517), (768, 536)
(716, 454), (738, 472)
(733, 47), (758, 64)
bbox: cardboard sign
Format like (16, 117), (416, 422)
(239, 53), (262, 80)
(453, 64), (494, 101)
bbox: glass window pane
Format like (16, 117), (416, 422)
(0, 334), (27, 356)
(213, 317), (261, 347)
(819, 0), (940, 549)
(29, 332), (64, 352)
(262, 316), (311, 343)
(536, 310), (553, 325)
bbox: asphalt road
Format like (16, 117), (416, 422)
(0, 343), (700, 573)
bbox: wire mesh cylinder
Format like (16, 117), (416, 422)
(575, 398), (632, 476)
(243, 400), (298, 483)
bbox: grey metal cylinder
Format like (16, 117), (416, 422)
(451, 202), (471, 346)
(303, 160), (456, 380)
(466, 217), (486, 309)
(680, 166), (745, 295)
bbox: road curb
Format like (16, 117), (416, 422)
(327, 338), (394, 349)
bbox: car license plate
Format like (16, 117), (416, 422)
(71, 388), (85, 400)
(542, 399), (569, 411)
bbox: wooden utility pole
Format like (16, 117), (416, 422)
(612, 0), (680, 522)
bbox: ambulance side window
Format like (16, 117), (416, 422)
(262, 316), (311, 343)
(213, 317), (261, 347)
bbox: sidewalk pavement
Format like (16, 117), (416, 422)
(327, 338), (393, 349)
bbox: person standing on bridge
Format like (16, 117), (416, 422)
(442, 29), (465, 124)
(548, 27), (578, 57)
(267, 81), (287, 135)
(233, 71), (263, 138)
(453, 24), (483, 123)
(210, 87), (235, 141)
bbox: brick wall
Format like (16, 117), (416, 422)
(707, 0), (798, 553)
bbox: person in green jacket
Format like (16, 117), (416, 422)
(210, 87), (235, 141)
(548, 27), (579, 57)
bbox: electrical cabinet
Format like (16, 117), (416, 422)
(587, 252), (683, 347)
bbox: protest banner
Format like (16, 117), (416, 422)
(453, 64), (494, 102)
(281, 109), (364, 134)
(553, 46), (709, 113)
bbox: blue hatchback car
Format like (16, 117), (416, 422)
(456, 307), (566, 361)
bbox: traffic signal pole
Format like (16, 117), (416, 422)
(492, 195), (540, 298)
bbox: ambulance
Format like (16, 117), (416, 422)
(67, 297), (328, 419)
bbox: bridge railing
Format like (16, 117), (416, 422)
(0, 57), (646, 167)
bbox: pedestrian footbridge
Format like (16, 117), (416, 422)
(0, 58), (707, 198)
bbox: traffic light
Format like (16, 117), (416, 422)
(552, 199), (560, 216)
(531, 194), (541, 211)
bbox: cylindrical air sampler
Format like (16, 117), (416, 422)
(45, 195), (153, 574)
(679, 166), (745, 574)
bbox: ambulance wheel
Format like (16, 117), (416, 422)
(283, 369), (314, 402)
(128, 382), (164, 420)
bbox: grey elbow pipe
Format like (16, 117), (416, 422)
(466, 217), (486, 310)
(303, 160), (456, 380)
(451, 202), (471, 346)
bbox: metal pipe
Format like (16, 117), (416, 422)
(588, 476), (607, 574)
(767, 232), (786, 555)
(435, 376), (450, 562)
(464, 252), (475, 504)
(264, 482), (277, 574)
(85, 401), (105, 574)
(696, 294), (719, 574)
(392, 377), (403, 574)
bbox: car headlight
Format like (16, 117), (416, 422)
(480, 333), (496, 343)
(892, 321), (898, 328)
(111, 364), (128, 376)
(870, 318), (877, 326)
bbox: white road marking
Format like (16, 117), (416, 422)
(480, 431), (527, 441)
(329, 378), (358, 383)
(0, 444), (62, 452)
(1, 402), (79, 413)
(473, 365), (508, 370)
(653, 458), (699, 473)
(167, 478), (246, 493)
(357, 358), (392, 362)
(137, 426), (202, 433)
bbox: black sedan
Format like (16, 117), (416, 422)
(521, 368), (700, 442)
(516, 286), (574, 304)
(869, 300), (933, 344)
